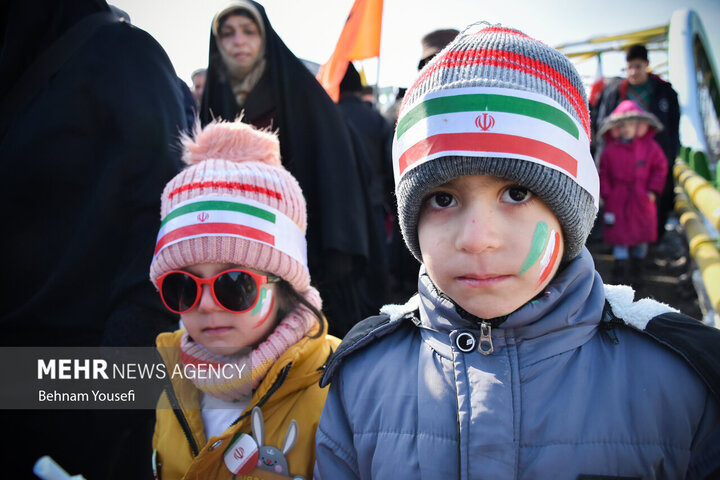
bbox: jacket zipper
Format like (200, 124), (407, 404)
(166, 384), (200, 456)
(169, 362), (293, 457)
(478, 322), (494, 355)
(231, 362), (292, 426)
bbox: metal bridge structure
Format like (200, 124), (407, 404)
(557, 9), (720, 326)
(556, 8), (719, 165)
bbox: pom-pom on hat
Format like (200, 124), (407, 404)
(149, 120), (309, 292)
(393, 22), (600, 263)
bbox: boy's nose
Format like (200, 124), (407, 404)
(454, 208), (502, 254)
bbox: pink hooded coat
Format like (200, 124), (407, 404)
(599, 100), (668, 246)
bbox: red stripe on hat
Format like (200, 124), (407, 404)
(407, 48), (589, 137)
(154, 222), (274, 255)
(167, 181), (283, 200)
(466, 27), (531, 39)
(397, 132), (578, 178)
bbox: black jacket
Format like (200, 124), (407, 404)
(0, 2), (184, 347)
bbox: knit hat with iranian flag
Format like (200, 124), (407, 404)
(394, 23), (599, 262)
(149, 120), (309, 292)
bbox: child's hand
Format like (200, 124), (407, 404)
(648, 192), (656, 202)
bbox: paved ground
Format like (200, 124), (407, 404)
(587, 216), (703, 320)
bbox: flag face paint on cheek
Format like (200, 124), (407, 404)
(519, 221), (548, 274)
(251, 288), (275, 329)
(538, 230), (561, 285)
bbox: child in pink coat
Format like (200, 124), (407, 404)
(598, 100), (667, 285)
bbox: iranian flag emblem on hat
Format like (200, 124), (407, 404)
(393, 86), (599, 208)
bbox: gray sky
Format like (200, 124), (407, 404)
(112, 0), (720, 92)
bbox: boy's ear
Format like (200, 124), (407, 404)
(637, 123), (649, 137)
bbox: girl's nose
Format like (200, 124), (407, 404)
(196, 284), (219, 312)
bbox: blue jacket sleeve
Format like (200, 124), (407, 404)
(687, 389), (720, 479)
(313, 374), (360, 479)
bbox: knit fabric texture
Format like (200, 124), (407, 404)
(149, 120), (310, 292)
(179, 286), (321, 399)
(393, 23), (599, 262)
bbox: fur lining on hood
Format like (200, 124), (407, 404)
(604, 284), (677, 330)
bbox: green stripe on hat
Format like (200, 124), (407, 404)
(160, 200), (275, 228)
(396, 93), (579, 140)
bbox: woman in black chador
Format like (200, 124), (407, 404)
(200, 0), (388, 336)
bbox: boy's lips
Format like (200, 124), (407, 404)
(455, 273), (512, 286)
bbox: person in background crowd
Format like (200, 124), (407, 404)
(0, 0), (185, 478)
(336, 63), (393, 332)
(110, 5), (195, 131)
(360, 85), (376, 105)
(598, 100), (668, 286)
(199, 0), (383, 335)
(596, 44), (680, 245)
(191, 67), (207, 107)
(314, 23), (720, 479)
(151, 119), (339, 480)
(386, 28), (461, 304)
(417, 28), (460, 70)
(382, 86), (405, 126)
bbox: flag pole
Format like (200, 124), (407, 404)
(374, 54), (381, 105)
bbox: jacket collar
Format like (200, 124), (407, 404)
(157, 324), (333, 408)
(416, 248), (606, 356)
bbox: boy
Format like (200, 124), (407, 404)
(313, 24), (720, 479)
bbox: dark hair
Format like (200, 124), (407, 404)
(421, 28), (460, 51)
(340, 62), (363, 94)
(274, 280), (326, 339)
(626, 44), (648, 62)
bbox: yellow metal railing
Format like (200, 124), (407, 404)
(674, 154), (720, 326)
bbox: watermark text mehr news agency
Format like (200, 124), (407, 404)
(37, 358), (247, 380)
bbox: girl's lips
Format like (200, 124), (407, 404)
(201, 326), (233, 336)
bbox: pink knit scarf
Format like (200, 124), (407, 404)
(179, 287), (321, 402)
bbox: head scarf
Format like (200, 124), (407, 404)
(211, 1), (267, 107)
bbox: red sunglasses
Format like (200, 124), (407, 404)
(157, 269), (281, 314)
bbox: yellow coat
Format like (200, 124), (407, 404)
(152, 326), (339, 480)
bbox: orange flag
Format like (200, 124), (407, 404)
(317, 0), (383, 102)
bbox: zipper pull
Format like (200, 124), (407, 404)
(479, 322), (493, 355)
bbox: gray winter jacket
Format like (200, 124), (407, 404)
(314, 249), (720, 479)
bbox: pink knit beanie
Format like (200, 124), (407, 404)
(149, 120), (309, 292)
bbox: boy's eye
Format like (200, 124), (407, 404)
(427, 192), (457, 209)
(502, 186), (532, 203)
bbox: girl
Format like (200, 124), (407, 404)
(598, 100), (668, 285)
(150, 119), (338, 480)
